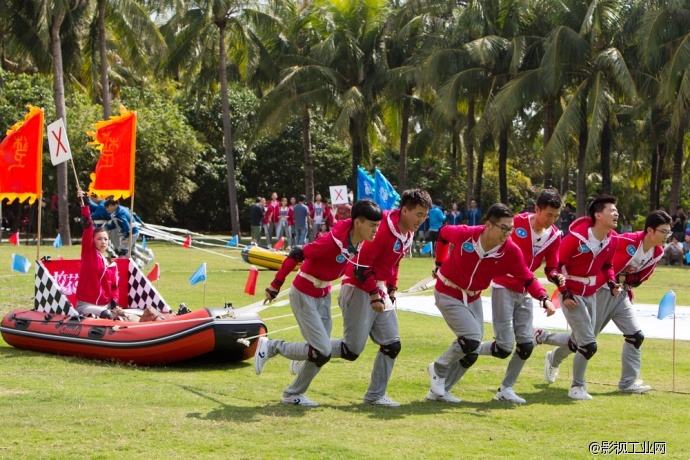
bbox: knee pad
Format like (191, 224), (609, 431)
(490, 342), (512, 359)
(457, 337), (480, 354)
(99, 309), (115, 320)
(459, 352), (478, 369)
(577, 342), (598, 360)
(624, 330), (644, 349)
(340, 342), (359, 362)
(567, 337), (578, 353)
(515, 341), (534, 360)
(307, 346), (331, 367)
(380, 341), (401, 359)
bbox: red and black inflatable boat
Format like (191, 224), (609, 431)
(0, 258), (266, 365)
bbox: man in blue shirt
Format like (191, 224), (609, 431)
(292, 195), (310, 246)
(427, 199), (446, 256)
(466, 199), (482, 225)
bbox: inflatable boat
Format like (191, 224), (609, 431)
(241, 245), (296, 271)
(0, 258), (266, 365)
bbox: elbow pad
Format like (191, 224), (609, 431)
(287, 246), (305, 263)
(354, 265), (374, 284)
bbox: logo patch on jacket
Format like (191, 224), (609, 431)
(515, 228), (528, 238)
(578, 244), (590, 253)
(626, 245), (636, 256)
(336, 255), (346, 263)
(462, 242), (475, 252)
(394, 241), (401, 251)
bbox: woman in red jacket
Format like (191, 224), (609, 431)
(75, 190), (122, 319)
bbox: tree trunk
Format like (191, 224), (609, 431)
(649, 142), (661, 211)
(98, 0), (110, 119)
(474, 148), (485, 204)
(543, 98), (555, 188)
(576, 104), (587, 217)
(51, 9), (72, 245)
(303, 105), (314, 203)
(218, 25), (240, 236)
(669, 128), (685, 214)
(498, 128), (508, 204)
(465, 96), (475, 209)
(350, 117), (363, 199)
(398, 91), (410, 191)
(600, 121), (611, 195)
(656, 141), (667, 208)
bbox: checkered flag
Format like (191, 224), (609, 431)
(127, 260), (171, 313)
(34, 261), (78, 316)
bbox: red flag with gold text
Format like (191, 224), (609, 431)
(0, 106), (44, 204)
(87, 106), (136, 199)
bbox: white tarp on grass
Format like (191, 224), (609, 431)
(396, 294), (690, 341)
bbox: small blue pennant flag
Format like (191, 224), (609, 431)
(357, 166), (376, 201)
(374, 167), (400, 211)
(657, 290), (676, 320)
(141, 236), (147, 249)
(53, 234), (62, 249)
(226, 235), (239, 247)
(11, 254), (31, 274)
(189, 263), (207, 286)
(420, 241), (433, 254)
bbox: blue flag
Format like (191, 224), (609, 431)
(227, 235), (239, 247)
(357, 166), (376, 201)
(189, 263), (207, 286)
(53, 234), (62, 249)
(11, 254), (31, 274)
(374, 168), (400, 211)
(141, 236), (147, 249)
(657, 290), (676, 320)
(420, 241), (433, 254)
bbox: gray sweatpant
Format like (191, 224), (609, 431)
(476, 287), (535, 389)
(431, 290), (485, 393)
(264, 288), (333, 397)
(330, 284), (400, 403)
(543, 287), (642, 389)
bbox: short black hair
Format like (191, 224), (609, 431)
(104, 198), (118, 208)
(400, 189), (432, 210)
(433, 198), (443, 207)
(255, 196), (262, 203)
(645, 210), (672, 231)
(351, 199), (382, 221)
(486, 203), (513, 222)
(298, 195), (306, 203)
(587, 195), (617, 221)
(536, 189), (562, 210)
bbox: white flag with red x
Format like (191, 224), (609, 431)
(47, 118), (72, 166)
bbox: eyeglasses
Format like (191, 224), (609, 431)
(493, 223), (514, 235)
(655, 229), (672, 236)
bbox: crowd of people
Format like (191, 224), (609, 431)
(252, 187), (676, 407)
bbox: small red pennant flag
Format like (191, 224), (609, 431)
(244, 266), (259, 295)
(551, 289), (561, 310)
(273, 237), (284, 250)
(146, 262), (160, 281)
(182, 235), (191, 248)
(9, 232), (19, 246)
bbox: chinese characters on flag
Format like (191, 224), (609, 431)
(0, 106), (44, 204)
(87, 106), (137, 199)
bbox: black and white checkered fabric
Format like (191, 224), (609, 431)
(34, 261), (79, 316)
(127, 260), (171, 313)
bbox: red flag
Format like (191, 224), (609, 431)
(87, 106), (136, 200)
(273, 237), (284, 250)
(182, 235), (191, 248)
(9, 232), (19, 246)
(244, 266), (259, 295)
(551, 289), (561, 310)
(0, 106), (44, 204)
(147, 263), (160, 281)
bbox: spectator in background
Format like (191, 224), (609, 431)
(427, 199), (446, 256)
(446, 203), (463, 225)
(308, 193), (334, 241)
(619, 216), (633, 233)
(520, 199), (536, 213)
(249, 196), (265, 245)
(683, 231), (690, 265)
(262, 197), (274, 248)
(289, 197), (297, 247)
(663, 235), (684, 266)
(466, 199), (482, 226)
(671, 206), (686, 242)
(335, 200), (352, 222)
(266, 192), (281, 243)
(559, 203), (576, 236)
(415, 215), (429, 254)
(293, 195), (310, 246)
(275, 197), (294, 249)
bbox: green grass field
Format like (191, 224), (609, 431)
(1, 241), (688, 459)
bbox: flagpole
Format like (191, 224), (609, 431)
(36, 196), (42, 261)
(127, 194), (135, 259)
(672, 312), (676, 392)
(203, 282), (206, 308)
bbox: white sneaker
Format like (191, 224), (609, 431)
(254, 337), (270, 375)
(282, 394), (318, 406)
(568, 385), (592, 400)
(425, 390), (461, 403)
(619, 381), (652, 393)
(493, 386), (526, 404)
(544, 350), (559, 384)
(428, 362), (446, 397)
(367, 394), (400, 407)
(289, 360), (305, 375)
(533, 327), (549, 345)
